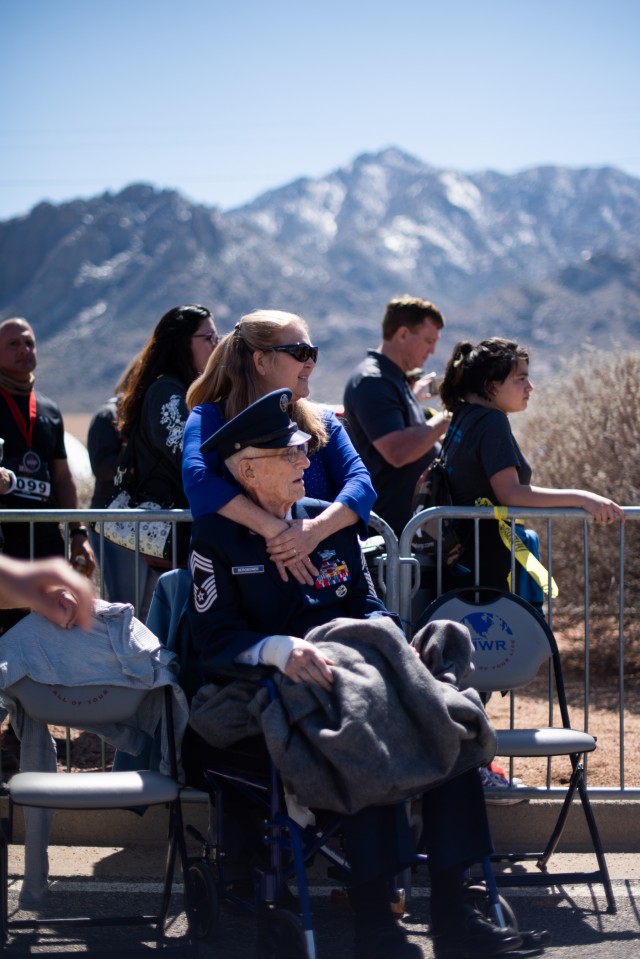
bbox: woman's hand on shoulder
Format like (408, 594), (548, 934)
(266, 519), (320, 585)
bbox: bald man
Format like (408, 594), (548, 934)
(0, 317), (94, 634)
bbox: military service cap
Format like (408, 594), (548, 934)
(200, 388), (311, 460)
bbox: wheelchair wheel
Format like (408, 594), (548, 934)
(464, 882), (518, 930)
(186, 860), (220, 942)
(256, 907), (309, 959)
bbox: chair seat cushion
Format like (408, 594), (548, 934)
(496, 727), (596, 757)
(9, 770), (179, 808)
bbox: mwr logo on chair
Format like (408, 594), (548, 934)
(460, 611), (516, 674)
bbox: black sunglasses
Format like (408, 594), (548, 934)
(265, 343), (319, 363)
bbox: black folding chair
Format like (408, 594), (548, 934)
(420, 587), (616, 913)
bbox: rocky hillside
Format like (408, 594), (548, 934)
(1, 148), (639, 409)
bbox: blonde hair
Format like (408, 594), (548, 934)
(187, 309), (328, 451)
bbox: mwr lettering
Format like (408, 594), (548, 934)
(472, 639), (507, 651)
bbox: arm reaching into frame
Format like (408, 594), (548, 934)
(0, 555), (95, 630)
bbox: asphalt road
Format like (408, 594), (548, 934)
(5, 863), (640, 958)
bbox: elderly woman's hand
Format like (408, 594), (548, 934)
(266, 520), (320, 585)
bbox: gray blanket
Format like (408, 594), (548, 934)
(190, 616), (496, 815)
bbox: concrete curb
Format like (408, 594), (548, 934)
(487, 799), (640, 853)
(3, 796), (640, 853)
(0, 792), (210, 846)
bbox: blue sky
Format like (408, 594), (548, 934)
(1, 0), (638, 222)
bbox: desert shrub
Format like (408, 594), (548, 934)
(513, 347), (640, 630)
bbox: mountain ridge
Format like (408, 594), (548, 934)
(1, 148), (639, 409)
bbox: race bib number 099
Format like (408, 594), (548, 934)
(13, 476), (52, 501)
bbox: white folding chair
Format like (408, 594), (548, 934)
(419, 587), (616, 914)
(0, 679), (196, 954)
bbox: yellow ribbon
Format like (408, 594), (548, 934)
(475, 498), (559, 598)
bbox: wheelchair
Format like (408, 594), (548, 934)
(182, 673), (352, 959)
(181, 674), (539, 959)
(146, 571), (545, 958)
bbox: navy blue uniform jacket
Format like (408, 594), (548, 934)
(187, 498), (398, 671)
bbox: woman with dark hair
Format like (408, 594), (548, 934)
(438, 336), (624, 590)
(87, 356), (152, 607)
(182, 309), (376, 584)
(116, 304), (217, 612)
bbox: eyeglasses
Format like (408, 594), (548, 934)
(264, 343), (318, 364)
(192, 331), (220, 345)
(245, 443), (309, 465)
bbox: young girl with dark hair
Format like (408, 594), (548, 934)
(438, 337), (624, 590)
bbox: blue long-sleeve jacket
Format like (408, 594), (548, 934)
(182, 401), (376, 536)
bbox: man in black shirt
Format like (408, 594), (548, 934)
(343, 296), (450, 537)
(0, 318), (94, 633)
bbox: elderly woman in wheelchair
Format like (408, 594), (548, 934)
(184, 388), (549, 959)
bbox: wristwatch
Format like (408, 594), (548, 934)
(70, 526), (89, 540)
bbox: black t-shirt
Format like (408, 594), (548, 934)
(447, 404), (531, 504)
(0, 390), (68, 561)
(445, 403), (531, 589)
(130, 376), (190, 509)
(0, 389), (67, 631)
(87, 396), (122, 509)
(122, 376), (191, 566)
(343, 350), (437, 536)
(0, 391), (67, 503)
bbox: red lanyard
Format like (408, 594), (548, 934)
(0, 387), (37, 448)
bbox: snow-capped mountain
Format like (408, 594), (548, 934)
(1, 148), (639, 409)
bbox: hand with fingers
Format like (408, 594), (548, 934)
(581, 493), (625, 525)
(282, 641), (334, 691)
(267, 519), (320, 584)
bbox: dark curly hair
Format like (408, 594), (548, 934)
(439, 337), (529, 412)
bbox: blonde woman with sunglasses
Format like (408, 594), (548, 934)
(183, 310), (376, 584)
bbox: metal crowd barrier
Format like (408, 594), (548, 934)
(1, 505), (638, 796)
(391, 504), (640, 799)
(0, 507), (193, 616)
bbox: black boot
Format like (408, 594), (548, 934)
(354, 919), (425, 959)
(352, 877), (424, 959)
(431, 900), (523, 959)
